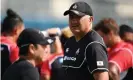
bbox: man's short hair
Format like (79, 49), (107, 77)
(119, 24), (133, 38)
(2, 9), (23, 33)
(94, 18), (119, 35)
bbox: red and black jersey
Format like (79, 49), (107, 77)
(1, 36), (19, 77)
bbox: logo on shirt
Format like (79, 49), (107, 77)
(64, 56), (76, 61)
(75, 48), (80, 55)
(66, 48), (69, 53)
(97, 61), (104, 66)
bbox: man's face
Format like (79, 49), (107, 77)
(123, 32), (133, 42)
(33, 44), (50, 63)
(69, 13), (93, 35)
(69, 13), (82, 35)
(16, 23), (25, 39)
(96, 30), (112, 47)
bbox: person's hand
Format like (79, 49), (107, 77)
(47, 28), (61, 36)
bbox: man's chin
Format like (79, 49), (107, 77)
(72, 31), (80, 35)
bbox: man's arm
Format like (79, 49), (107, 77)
(47, 28), (63, 54)
(108, 49), (133, 80)
(109, 63), (120, 80)
(53, 36), (63, 54)
(40, 74), (50, 80)
(93, 71), (109, 80)
(86, 43), (109, 80)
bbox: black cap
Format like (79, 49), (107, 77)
(64, 1), (93, 16)
(119, 25), (133, 34)
(17, 28), (55, 48)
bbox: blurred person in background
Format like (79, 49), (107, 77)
(39, 28), (65, 80)
(94, 18), (133, 80)
(119, 24), (133, 80)
(60, 26), (73, 47)
(119, 24), (133, 44)
(1, 9), (25, 77)
(62, 1), (109, 80)
(2, 28), (55, 80)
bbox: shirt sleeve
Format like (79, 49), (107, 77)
(21, 68), (40, 80)
(86, 43), (109, 74)
(109, 49), (132, 72)
(10, 46), (19, 63)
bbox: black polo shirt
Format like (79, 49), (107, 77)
(2, 58), (40, 80)
(62, 30), (108, 80)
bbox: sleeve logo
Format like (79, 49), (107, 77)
(97, 61), (104, 66)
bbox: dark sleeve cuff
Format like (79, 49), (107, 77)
(91, 68), (109, 74)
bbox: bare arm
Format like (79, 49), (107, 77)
(109, 63), (120, 80)
(40, 75), (50, 80)
(53, 36), (63, 54)
(93, 71), (109, 80)
(47, 28), (63, 54)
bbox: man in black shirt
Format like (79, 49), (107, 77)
(62, 1), (109, 80)
(2, 28), (55, 80)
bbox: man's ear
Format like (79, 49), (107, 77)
(110, 31), (114, 37)
(12, 26), (18, 35)
(80, 15), (93, 27)
(109, 62), (120, 80)
(13, 24), (23, 35)
(29, 44), (36, 55)
(89, 16), (93, 23)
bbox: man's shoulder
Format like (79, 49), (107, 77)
(14, 59), (35, 70)
(86, 30), (102, 39)
(1, 36), (16, 45)
(110, 42), (133, 56)
(125, 42), (133, 48)
(85, 30), (105, 44)
(1, 36), (18, 51)
(87, 42), (106, 50)
(15, 60), (39, 76)
(121, 42), (133, 52)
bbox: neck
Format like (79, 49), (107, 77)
(75, 28), (92, 41)
(20, 56), (37, 67)
(75, 33), (86, 41)
(2, 34), (17, 43)
(27, 59), (36, 67)
(111, 35), (122, 47)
